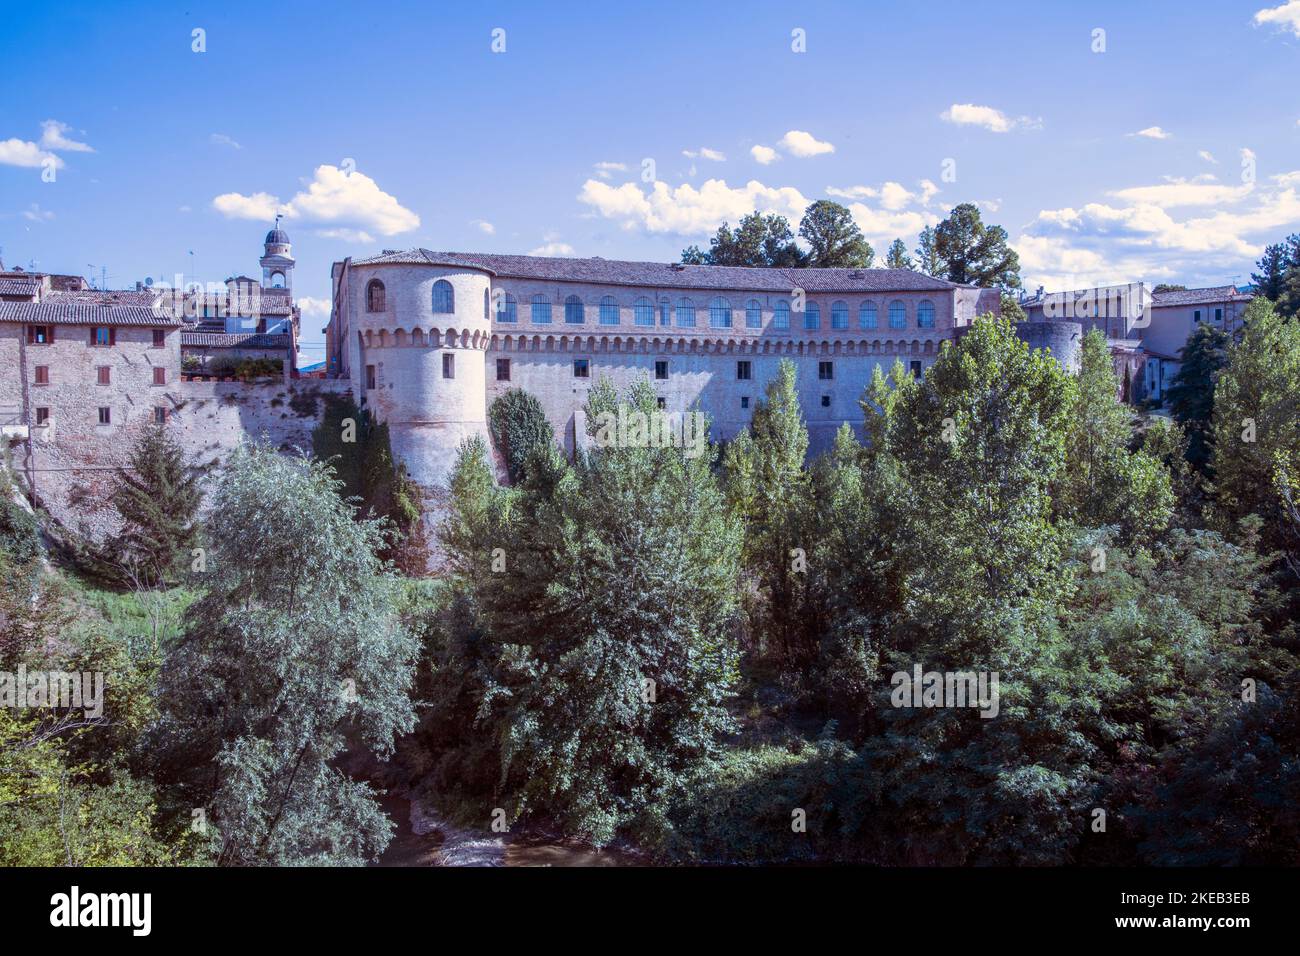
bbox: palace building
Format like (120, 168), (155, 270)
(325, 250), (1003, 486)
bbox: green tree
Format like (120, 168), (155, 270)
(927, 203), (1022, 290)
(488, 388), (556, 484)
(1251, 238), (1295, 301)
(798, 200), (874, 268)
(885, 238), (914, 270)
(151, 441), (417, 865)
(112, 424), (202, 584)
(1166, 322), (1230, 475)
(914, 225), (943, 278)
(999, 293), (1027, 322)
(681, 211), (806, 267)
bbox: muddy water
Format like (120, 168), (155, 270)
(376, 791), (639, 867)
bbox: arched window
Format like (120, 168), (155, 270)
(565, 295), (584, 324)
(634, 297), (654, 326)
(859, 301), (878, 330)
(531, 293), (552, 324)
(803, 301), (820, 330)
(709, 296), (733, 329)
(675, 297), (696, 327)
(366, 279), (385, 312)
(831, 300), (849, 330)
(745, 299), (762, 329)
(432, 279), (454, 314)
(599, 295), (619, 325)
(773, 300), (791, 330)
(917, 300), (935, 328)
(270, 272), (286, 288)
(888, 300), (907, 329)
(496, 292), (518, 323)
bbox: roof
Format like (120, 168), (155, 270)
(265, 228), (291, 245)
(44, 288), (162, 308)
(0, 277), (41, 297)
(349, 249), (961, 294)
(1150, 286), (1253, 307)
(0, 301), (179, 327)
(180, 331), (292, 349)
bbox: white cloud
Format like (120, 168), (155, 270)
(0, 138), (63, 169)
(209, 133), (242, 150)
(21, 203), (54, 222)
(827, 179), (939, 211)
(578, 177), (809, 234)
(750, 145), (778, 165)
(778, 130), (835, 157)
(472, 219), (495, 235)
(316, 227), (375, 243)
(593, 161), (627, 180)
(1254, 1), (1300, 36)
(1107, 176), (1253, 208)
(1131, 126), (1172, 140)
(683, 147), (726, 161)
(297, 296), (332, 319)
(40, 120), (93, 152)
(211, 164), (419, 237)
(529, 241), (575, 256)
(1198, 150), (1219, 164)
(940, 104), (1013, 133)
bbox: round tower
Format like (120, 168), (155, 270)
(352, 263), (492, 488)
(260, 216), (295, 290)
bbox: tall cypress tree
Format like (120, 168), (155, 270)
(113, 423), (201, 584)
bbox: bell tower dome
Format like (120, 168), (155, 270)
(260, 215), (294, 290)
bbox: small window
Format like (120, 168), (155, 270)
(773, 301), (790, 330)
(367, 279), (386, 312)
(154, 407), (168, 424)
(831, 301), (849, 330)
(92, 326), (111, 346)
(565, 295), (585, 324)
(910, 360), (923, 379)
(745, 299), (762, 329)
(366, 364), (376, 389)
(1214, 308), (1223, 322)
(442, 353), (455, 379)
(34, 365), (49, 385)
(153, 367), (166, 386)
(740, 396), (750, 410)
(496, 358), (511, 381)
(28, 325), (51, 344)
(917, 300), (935, 329)
(496, 292), (518, 323)
(675, 297), (696, 328)
(573, 358), (589, 378)
(152, 329), (166, 348)
(818, 361), (833, 380)
(654, 360), (668, 380)
(1193, 309), (1201, 322)
(656, 396), (666, 409)
(820, 395), (830, 408)
(98, 407), (111, 425)
(599, 296), (619, 326)
(803, 302), (820, 331)
(35, 407), (50, 425)
(889, 300), (906, 329)
(97, 366), (111, 386)
(484, 288), (490, 319)
(634, 297), (654, 326)
(709, 296), (733, 329)
(860, 301), (878, 330)
(737, 360), (751, 381)
(432, 279), (455, 314)
(531, 294), (552, 324)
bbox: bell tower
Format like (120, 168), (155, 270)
(260, 215), (294, 290)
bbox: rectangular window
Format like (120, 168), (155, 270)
(1215, 308), (1223, 322)
(818, 361), (834, 380)
(35, 407), (50, 425)
(366, 364), (376, 389)
(820, 395), (831, 408)
(34, 365), (49, 385)
(1193, 310), (1201, 322)
(92, 326), (111, 346)
(659, 302), (671, 326)
(654, 360), (668, 380)
(153, 367), (166, 386)
(154, 407), (167, 424)
(152, 329), (166, 348)
(737, 360), (751, 381)
(573, 358), (589, 378)
(97, 366), (111, 385)
(740, 396), (750, 410)
(442, 354), (455, 379)
(656, 396), (666, 409)
(97, 407), (111, 425)
(496, 358), (511, 381)
(910, 360), (923, 379)
(28, 325), (51, 344)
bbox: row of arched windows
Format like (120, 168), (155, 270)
(364, 277), (937, 332)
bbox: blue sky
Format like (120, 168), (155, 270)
(2, 0), (1299, 363)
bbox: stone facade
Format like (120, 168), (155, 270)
(328, 249), (1003, 487)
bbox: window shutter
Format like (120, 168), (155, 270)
(27, 326), (34, 344)
(48, 325), (54, 344)
(90, 327), (97, 345)
(109, 327), (117, 346)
